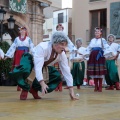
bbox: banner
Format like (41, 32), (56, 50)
(9, 0), (27, 13)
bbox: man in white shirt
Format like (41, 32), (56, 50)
(32, 31), (78, 100)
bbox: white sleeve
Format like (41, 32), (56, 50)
(69, 52), (74, 60)
(0, 49), (4, 58)
(29, 38), (34, 55)
(67, 38), (77, 52)
(86, 39), (93, 53)
(85, 43), (92, 55)
(59, 52), (73, 87)
(33, 45), (44, 82)
(102, 39), (110, 51)
(5, 38), (17, 58)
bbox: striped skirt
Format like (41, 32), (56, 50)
(87, 50), (107, 78)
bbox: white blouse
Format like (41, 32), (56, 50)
(85, 38), (111, 55)
(33, 41), (73, 87)
(87, 38), (110, 51)
(109, 42), (119, 56)
(5, 37), (34, 58)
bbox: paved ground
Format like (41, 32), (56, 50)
(0, 86), (120, 120)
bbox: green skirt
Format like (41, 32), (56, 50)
(105, 60), (119, 85)
(71, 61), (85, 86)
(9, 53), (62, 93)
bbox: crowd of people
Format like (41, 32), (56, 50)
(0, 24), (120, 101)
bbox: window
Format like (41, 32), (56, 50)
(58, 13), (63, 23)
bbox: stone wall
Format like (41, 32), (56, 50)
(0, 0), (51, 45)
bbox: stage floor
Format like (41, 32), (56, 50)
(0, 86), (120, 120)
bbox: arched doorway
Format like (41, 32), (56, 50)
(3, 23), (19, 42)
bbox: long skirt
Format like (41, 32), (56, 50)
(71, 61), (85, 86)
(105, 60), (119, 85)
(87, 50), (107, 78)
(9, 53), (62, 93)
(12, 49), (25, 70)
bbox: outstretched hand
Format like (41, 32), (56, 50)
(39, 80), (49, 95)
(69, 87), (79, 100)
(69, 93), (79, 100)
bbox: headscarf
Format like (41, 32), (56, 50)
(107, 34), (116, 41)
(75, 38), (82, 44)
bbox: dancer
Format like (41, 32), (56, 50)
(105, 34), (120, 90)
(70, 38), (86, 89)
(4, 27), (34, 91)
(86, 27), (110, 92)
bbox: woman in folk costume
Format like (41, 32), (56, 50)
(9, 31), (78, 100)
(70, 38), (86, 89)
(54, 24), (77, 91)
(86, 27), (110, 92)
(105, 34), (120, 90)
(4, 27), (34, 91)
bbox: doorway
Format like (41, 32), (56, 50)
(90, 9), (107, 39)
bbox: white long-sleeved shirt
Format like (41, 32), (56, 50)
(5, 36), (34, 58)
(33, 41), (73, 87)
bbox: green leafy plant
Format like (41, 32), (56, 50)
(0, 41), (13, 79)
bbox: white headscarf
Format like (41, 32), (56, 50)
(75, 38), (82, 44)
(107, 34), (116, 41)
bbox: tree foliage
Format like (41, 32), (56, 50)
(0, 41), (12, 78)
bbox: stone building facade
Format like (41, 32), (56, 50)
(0, 0), (51, 45)
(72, 0), (120, 46)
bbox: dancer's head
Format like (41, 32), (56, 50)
(18, 26), (28, 37)
(76, 38), (82, 48)
(51, 31), (68, 54)
(107, 34), (116, 44)
(56, 24), (64, 31)
(94, 27), (102, 38)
